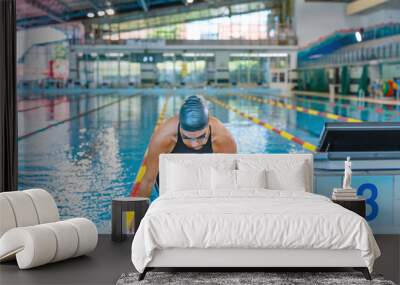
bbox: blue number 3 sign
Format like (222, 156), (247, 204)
(357, 183), (379, 221)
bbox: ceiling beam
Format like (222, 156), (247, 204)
(25, 0), (64, 23)
(138, 0), (149, 12)
(87, 0), (102, 11)
(347, 0), (389, 15)
(55, 0), (72, 12)
(92, 0), (267, 25)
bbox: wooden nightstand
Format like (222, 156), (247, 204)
(332, 198), (366, 218)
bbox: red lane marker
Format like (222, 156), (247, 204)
(291, 137), (304, 145)
(271, 127), (281, 134)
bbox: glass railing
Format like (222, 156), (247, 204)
(298, 23), (400, 68)
(299, 40), (400, 68)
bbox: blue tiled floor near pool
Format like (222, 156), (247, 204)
(18, 89), (400, 233)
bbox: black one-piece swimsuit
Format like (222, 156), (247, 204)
(154, 122), (213, 194)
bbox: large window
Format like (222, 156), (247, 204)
(78, 54), (141, 87)
(103, 10), (271, 41)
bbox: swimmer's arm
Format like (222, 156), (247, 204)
(136, 131), (172, 198)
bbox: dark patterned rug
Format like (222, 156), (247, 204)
(116, 271), (396, 285)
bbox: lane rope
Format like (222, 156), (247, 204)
(18, 95), (135, 141)
(17, 93), (103, 113)
(293, 93), (400, 116)
(232, 93), (362, 123)
(207, 96), (317, 152)
(294, 90), (400, 107)
(131, 96), (170, 197)
(18, 99), (67, 112)
(18, 96), (80, 113)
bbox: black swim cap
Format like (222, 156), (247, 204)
(179, 95), (209, 132)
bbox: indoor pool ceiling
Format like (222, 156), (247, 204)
(16, 0), (278, 29)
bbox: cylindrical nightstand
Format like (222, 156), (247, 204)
(112, 197), (149, 242)
(332, 198), (366, 218)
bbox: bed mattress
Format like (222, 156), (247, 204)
(131, 190), (380, 273)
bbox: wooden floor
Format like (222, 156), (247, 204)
(1, 235), (399, 285)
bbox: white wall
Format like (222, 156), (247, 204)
(294, 0), (349, 47)
(350, 1), (400, 28)
(294, 0), (400, 47)
(17, 27), (66, 61)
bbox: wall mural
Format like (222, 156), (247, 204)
(17, 26), (400, 235)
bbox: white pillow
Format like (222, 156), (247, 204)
(211, 169), (268, 190)
(167, 162), (211, 191)
(238, 159), (308, 192)
(211, 168), (237, 190)
(266, 162), (307, 191)
(236, 169), (267, 189)
(267, 162), (307, 192)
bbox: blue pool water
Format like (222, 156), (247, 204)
(18, 88), (400, 233)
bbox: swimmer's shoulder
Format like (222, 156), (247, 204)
(150, 115), (179, 150)
(209, 116), (237, 153)
(209, 116), (226, 133)
(158, 115), (179, 136)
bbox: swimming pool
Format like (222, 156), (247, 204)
(18, 88), (400, 233)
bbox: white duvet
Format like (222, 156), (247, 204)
(131, 190), (380, 273)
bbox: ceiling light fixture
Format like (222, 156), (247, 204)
(87, 12), (95, 18)
(106, 8), (115, 15)
(97, 10), (105, 17)
(355, 31), (362, 42)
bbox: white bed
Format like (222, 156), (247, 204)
(131, 154), (380, 281)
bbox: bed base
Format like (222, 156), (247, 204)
(138, 268), (150, 281)
(137, 248), (372, 281)
(354, 267), (372, 280)
(138, 267), (371, 281)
